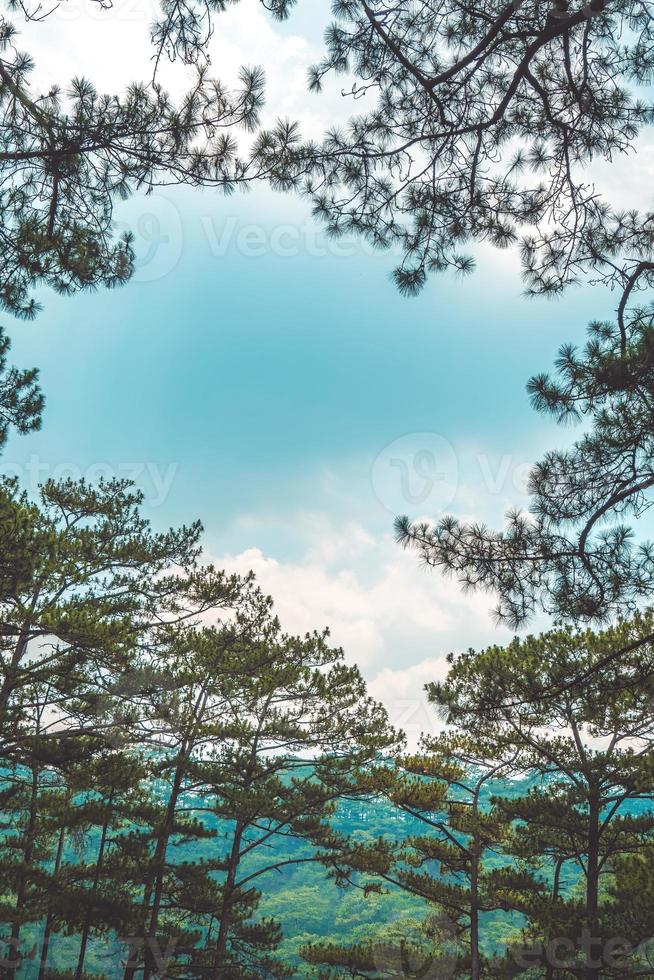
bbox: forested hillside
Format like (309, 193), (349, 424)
(2, 748), (652, 978)
(2, 0), (654, 975)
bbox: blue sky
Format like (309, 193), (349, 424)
(3, 0), (650, 737)
(7, 184), (608, 538)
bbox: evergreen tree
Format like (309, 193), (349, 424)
(397, 303), (654, 648)
(194, 622), (398, 980)
(432, 614), (654, 978)
(604, 848), (654, 975)
(302, 736), (521, 980)
(0, 10), (298, 317)
(272, 0), (654, 296)
(0, 474), (259, 765)
(36, 775), (71, 980)
(0, 327), (42, 450)
(0, 703), (97, 977)
(1, 689), (55, 975)
(3, 0), (654, 309)
(117, 619), (273, 980)
(64, 752), (154, 980)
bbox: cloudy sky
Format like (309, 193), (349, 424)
(5, 0), (652, 737)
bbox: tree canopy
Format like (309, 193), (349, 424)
(2, 2), (654, 976)
(1, 0), (653, 312)
(0, 327), (41, 448)
(297, 0), (654, 298)
(397, 302), (654, 633)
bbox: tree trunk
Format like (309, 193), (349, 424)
(212, 820), (245, 979)
(38, 815), (67, 980)
(545, 856), (565, 980)
(3, 759), (39, 978)
(469, 842), (480, 980)
(585, 797), (601, 980)
(75, 791), (114, 980)
(125, 758), (184, 980)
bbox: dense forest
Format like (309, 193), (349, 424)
(1, 463), (654, 977)
(2, 0), (654, 976)
(7, 761), (646, 978)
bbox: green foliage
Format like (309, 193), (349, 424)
(0, 471), (400, 978)
(0, 328), (42, 450)
(431, 618), (654, 977)
(3, 0), (654, 312)
(0, 13), (299, 317)
(280, 0), (654, 295)
(398, 298), (654, 630)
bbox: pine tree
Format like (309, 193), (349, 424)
(432, 614), (654, 978)
(397, 302), (654, 649)
(36, 777), (70, 980)
(0, 474), (260, 765)
(0, 328), (42, 451)
(0, 10), (299, 317)
(117, 619), (273, 980)
(0, 474), (265, 971)
(604, 847), (654, 974)
(65, 752), (154, 980)
(274, 0), (654, 297)
(302, 735), (525, 980)
(193, 622), (398, 980)
(3, 0), (654, 310)
(0, 683), (64, 977)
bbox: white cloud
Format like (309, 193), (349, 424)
(17, 0), (344, 136)
(368, 657), (452, 744)
(586, 133), (654, 211)
(209, 513), (516, 745)
(291, 512), (377, 566)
